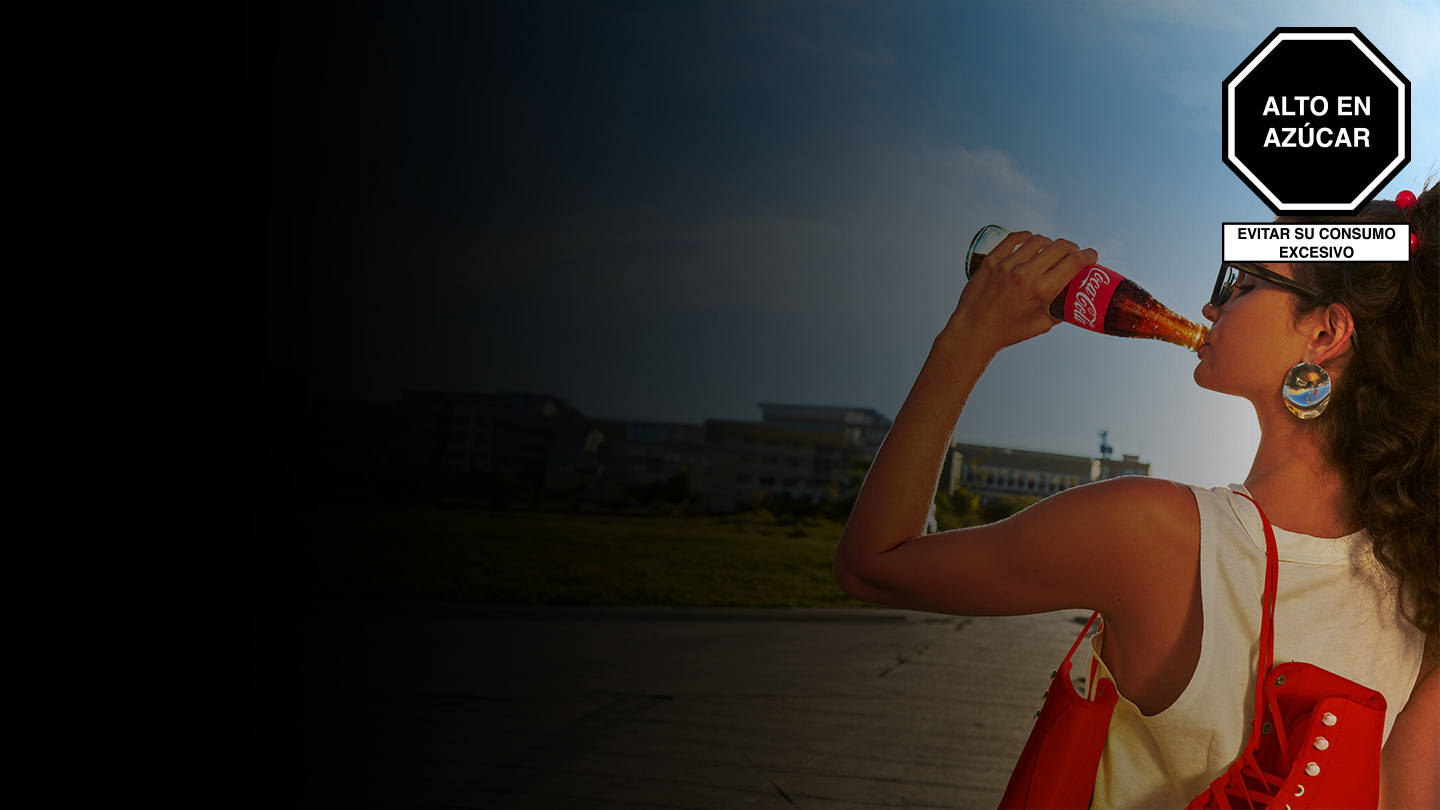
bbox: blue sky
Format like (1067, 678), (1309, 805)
(267, 0), (1439, 487)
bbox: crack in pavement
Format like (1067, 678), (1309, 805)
(877, 618), (973, 677)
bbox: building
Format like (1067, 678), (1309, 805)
(700, 403), (893, 508)
(545, 420), (739, 512)
(318, 392), (888, 511)
(331, 390), (1149, 514)
(755, 404), (892, 458)
(703, 420), (855, 509)
(945, 442), (1150, 504)
(385, 391), (585, 481)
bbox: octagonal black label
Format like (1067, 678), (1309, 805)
(1223, 29), (1409, 215)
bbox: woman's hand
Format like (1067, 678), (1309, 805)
(945, 231), (1097, 354)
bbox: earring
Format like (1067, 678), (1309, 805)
(1282, 361), (1331, 419)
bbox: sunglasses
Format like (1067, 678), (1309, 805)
(1211, 262), (1318, 308)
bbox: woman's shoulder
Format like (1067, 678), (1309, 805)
(1041, 477), (1205, 643)
(1128, 479), (1258, 534)
(1024, 476), (1203, 576)
(1064, 475), (1201, 533)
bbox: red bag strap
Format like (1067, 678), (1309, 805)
(1233, 490), (1279, 757)
(1062, 610), (1104, 699)
(1067, 610), (1102, 663)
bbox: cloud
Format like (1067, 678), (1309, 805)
(946, 145), (1049, 203)
(420, 141), (1055, 335)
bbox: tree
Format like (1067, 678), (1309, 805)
(820, 455), (874, 522)
(629, 469), (697, 506)
(981, 494), (1041, 524)
(933, 485), (982, 531)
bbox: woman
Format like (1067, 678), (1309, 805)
(833, 187), (1437, 808)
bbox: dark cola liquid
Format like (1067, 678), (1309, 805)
(1102, 280), (1205, 346)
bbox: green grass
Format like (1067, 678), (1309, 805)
(303, 501), (872, 608)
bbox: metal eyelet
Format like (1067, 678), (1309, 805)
(1034, 709), (1041, 717)
(1050, 670), (1057, 679)
(1305, 762), (1320, 777)
(1313, 737), (1329, 750)
(1321, 712), (1337, 726)
(1275, 674), (1286, 686)
(1043, 690), (1049, 698)
(1262, 721), (1273, 734)
(1294, 784), (1305, 797)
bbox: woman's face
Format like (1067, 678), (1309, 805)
(1194, 263), (1314, 403)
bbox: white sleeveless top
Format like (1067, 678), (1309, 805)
(1089, 483), (1426, 809)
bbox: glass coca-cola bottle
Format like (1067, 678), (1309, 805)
(964, 225), (1208, 352)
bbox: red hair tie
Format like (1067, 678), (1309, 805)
(1396, 190), (1420, 254)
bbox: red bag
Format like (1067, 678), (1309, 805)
(998, 611), (1116, 809)
(998, 492), (1387, 810)
(1186, 493), (1386, 809)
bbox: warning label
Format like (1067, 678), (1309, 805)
(1222, 28), (1410, 215)
(1222, 222), (1409, 262)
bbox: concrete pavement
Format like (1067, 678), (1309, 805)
(279, 603), (1098, 809)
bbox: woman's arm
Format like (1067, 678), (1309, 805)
(1379, 637), (1438, 809)
(834, 230), (1082, 579)
(833, 233), (1199, 623)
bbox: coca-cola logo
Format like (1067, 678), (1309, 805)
(1071, 267), (1112, 327)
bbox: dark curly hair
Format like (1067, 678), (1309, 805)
(1276, 182), (1438, 654)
